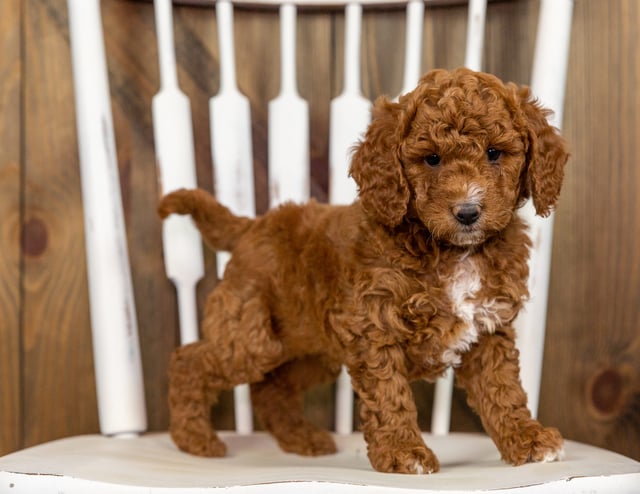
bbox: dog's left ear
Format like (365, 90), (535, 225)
(350, 96), (410, 227)
(518, 87), (570, 217)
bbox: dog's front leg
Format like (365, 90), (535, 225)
(348, 345), (439, 474)
(456, 327), (564, 465)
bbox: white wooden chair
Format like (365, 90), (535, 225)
(1, 0), (639, 492)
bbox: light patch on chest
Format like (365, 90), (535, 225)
(442, 259), (482, 366)
(441, 257), (512, 367)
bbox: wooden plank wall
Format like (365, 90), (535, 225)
(541, 0), (640, 461)
(0, 0), (638, 461)
(0, 0), (23, 457)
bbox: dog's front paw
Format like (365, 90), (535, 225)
(500, 422), (564, 466)
(170, 422), (227, 457)
(369, 443), (440, 474)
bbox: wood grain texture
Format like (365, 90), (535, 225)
(541, 0), (640, 461)
(0, 0), (23, 456)
(3, 0), (638, 462)
(21, 0), (99, 446)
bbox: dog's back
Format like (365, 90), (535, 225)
(160, 188), (359, 352)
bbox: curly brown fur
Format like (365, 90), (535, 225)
(159, 68), (568, 474)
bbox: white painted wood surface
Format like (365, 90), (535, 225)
(268, 3), (310, 206)
(178, 0), (486, 7)
(328, 3), (370, 206)
(399, 0), (425, 96)
(153, 0), (205, 345)
(210, 0), (256, 281)
(463, 0), (486, 71)
(66, 0), (147, 437)
(1, 432), (639, 493)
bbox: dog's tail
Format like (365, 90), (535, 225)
(157, 188), (253, 252)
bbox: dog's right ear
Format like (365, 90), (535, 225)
(349, 96), (410, 227)
(517, 87), (569, 217)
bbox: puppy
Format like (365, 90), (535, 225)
(158, 68), (568, 474)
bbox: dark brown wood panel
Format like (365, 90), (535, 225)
(541, 0), (640, 461)
(0, 0), (23, 456)
(482, 0), (537, 84)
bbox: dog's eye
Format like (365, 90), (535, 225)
(424, 154), (441, 167)
(487, 147), (502, 163)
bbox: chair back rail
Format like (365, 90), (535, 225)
(211, 0), (256, 283)
(268, 3), (311, 207)
(67, 0), (147, 436)
(153, 0), (204, 346)
(514, 0), (573, 418)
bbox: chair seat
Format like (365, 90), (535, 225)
(1, 431), (638, 493)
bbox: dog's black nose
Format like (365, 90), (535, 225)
(453, 203), (481, 225)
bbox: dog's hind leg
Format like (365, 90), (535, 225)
(168, 341), (230, 457)
(169, 281), (285, 457)
(251, 355), (341, 456)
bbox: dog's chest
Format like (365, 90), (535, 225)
(440, 257), (514, 367)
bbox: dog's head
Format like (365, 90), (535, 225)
(350, 68), (569, 247)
